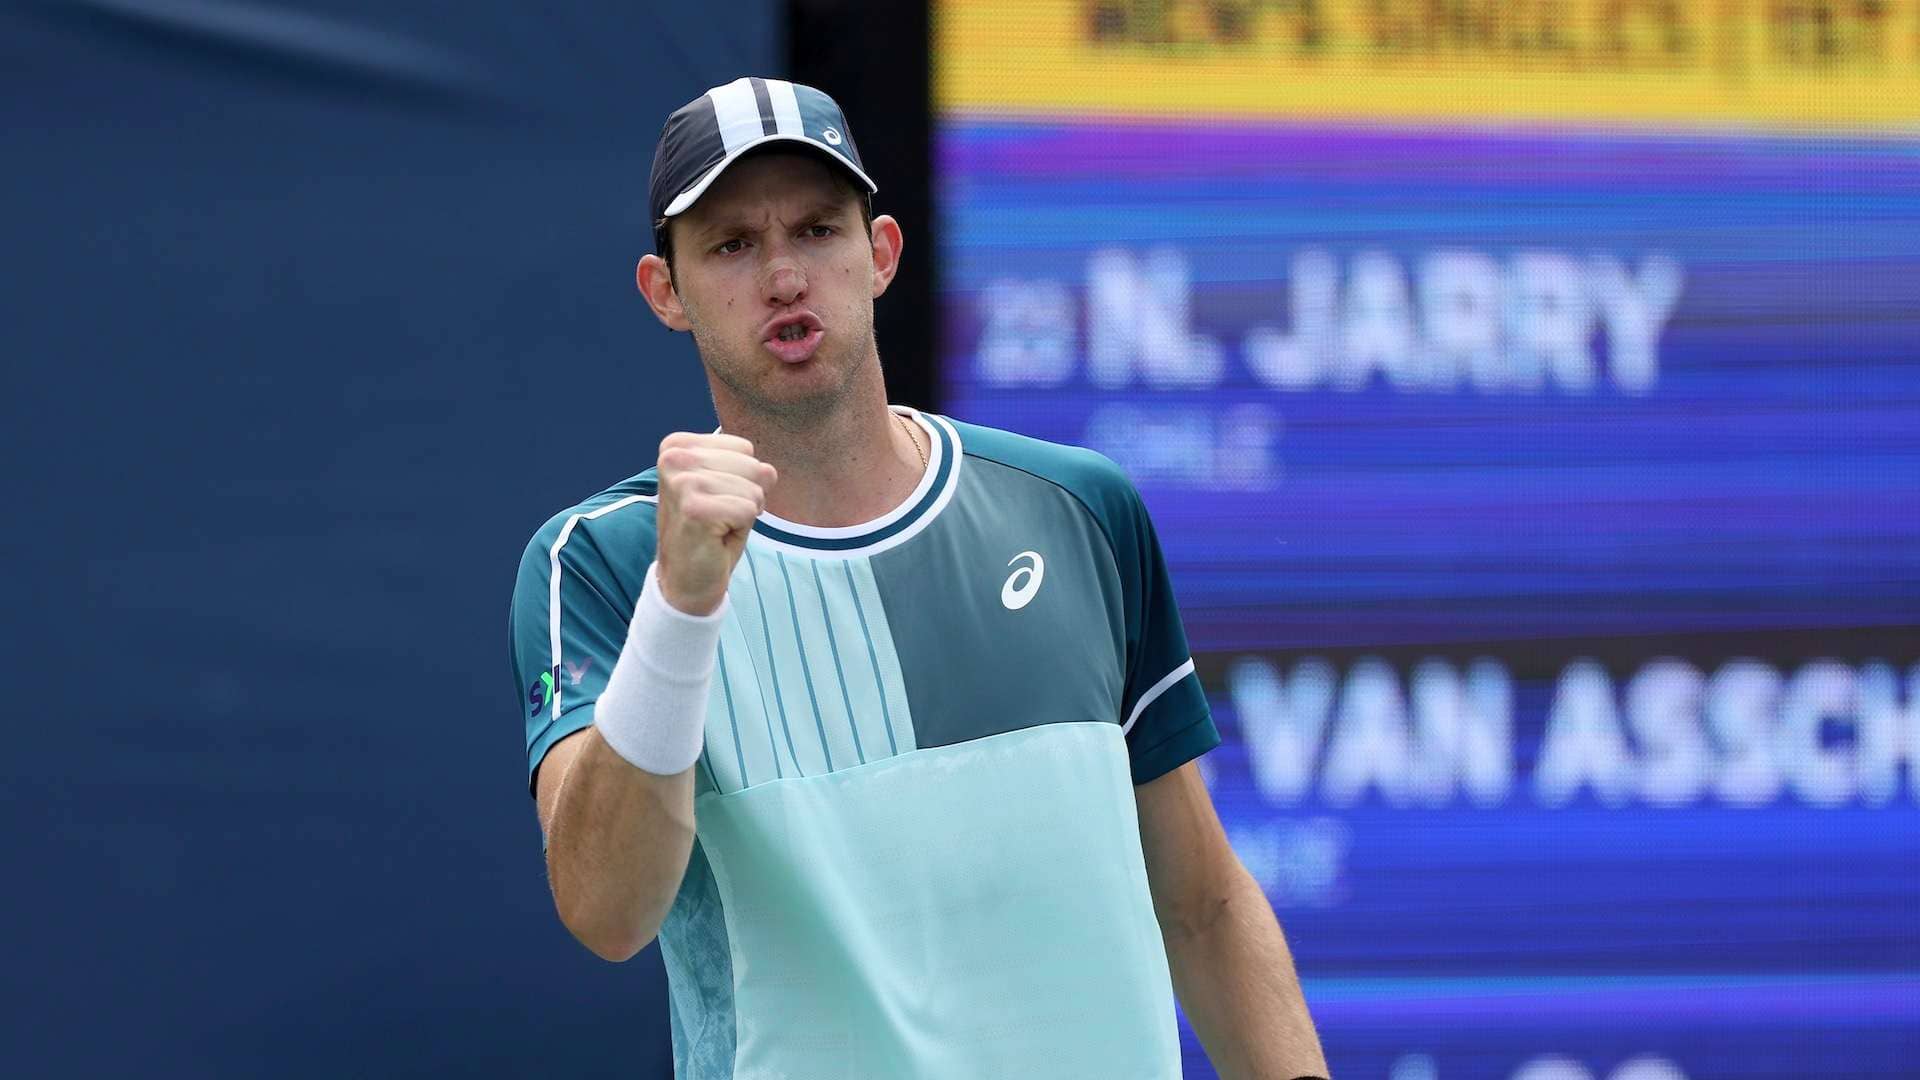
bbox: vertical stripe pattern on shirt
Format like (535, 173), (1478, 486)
(843, 556), (916, 755)
(701, 548), (917, 794)
(716, 645), (750, 788)
(812, 560), (866, 765)
(735, 556), (800, 780)
(775, 552), (836, 771)
(840, 561), (896, 755)
(835, 559), (905, 758)
(774, 554), (867, 772)
(709, 612), (784, 789)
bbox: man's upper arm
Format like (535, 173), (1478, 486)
(1135, 760), (1242, 934)
(532, 727), (594, 840)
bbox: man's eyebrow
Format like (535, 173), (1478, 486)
(693, 201), (852, 241)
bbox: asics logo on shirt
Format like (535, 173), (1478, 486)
(1002, 551), (1045, 610)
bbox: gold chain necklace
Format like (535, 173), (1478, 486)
(894, 411), (928, 471)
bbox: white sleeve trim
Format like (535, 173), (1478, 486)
(546, 494), (656, 721)
(1122, 657), (1197, 736)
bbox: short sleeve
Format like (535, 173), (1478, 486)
(508, 497), (657, 796)
(1109, 480), (1219, 786)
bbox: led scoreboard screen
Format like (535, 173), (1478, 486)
(934, 3), (1920, 1078)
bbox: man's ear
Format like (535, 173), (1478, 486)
(868, 214), (903, 300)
(636, 254), (692, 332)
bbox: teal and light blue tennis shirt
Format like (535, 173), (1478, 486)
(510, 409), (1220, 1079)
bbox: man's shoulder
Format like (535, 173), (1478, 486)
(951, 418), (1134, 499)
(949, 417), (1141, 531)
(521, 469), (662, 564)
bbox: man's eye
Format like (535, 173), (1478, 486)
(715, 239), (744, 254)
(806, 225), (833, 238)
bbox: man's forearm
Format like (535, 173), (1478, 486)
(1165, 862), (1329, 1079)
(544, 729), (696, 962)
(540, 562), (725, 961)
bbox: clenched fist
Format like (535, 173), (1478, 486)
(654, 432), (777, 616)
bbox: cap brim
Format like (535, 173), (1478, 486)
(661, 133), (878, 218)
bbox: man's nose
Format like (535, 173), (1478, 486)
(762, 258), (807, 306)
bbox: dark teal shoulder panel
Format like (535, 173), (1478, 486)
(947, 421), (1137, 554)
(869, 456), (1127, 754)
(948, 420), (1218, 784)
(508, 471), (662, 795)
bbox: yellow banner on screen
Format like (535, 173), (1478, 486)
(936, 0), (1920, 130)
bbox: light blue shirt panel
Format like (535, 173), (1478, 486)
(772, 548), (865, 773)
(708, 615), (782, 793)
(694, 722), (1181, 1079)
(712, 546), (917, 793)
(733, 547), (821, 778)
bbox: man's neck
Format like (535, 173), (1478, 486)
(711, 381), (925, 529)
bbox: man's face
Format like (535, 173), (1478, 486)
(657, 151), (891, 422)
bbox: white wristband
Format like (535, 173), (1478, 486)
(592, 562), (725, 776)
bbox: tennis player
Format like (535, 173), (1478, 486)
(510, 77), (1328, 1080)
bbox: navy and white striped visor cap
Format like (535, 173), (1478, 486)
(649, 76), (877, 228)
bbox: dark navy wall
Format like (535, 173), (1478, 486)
(2, 4), (776, 1075)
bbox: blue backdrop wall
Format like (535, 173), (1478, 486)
(1, 3), (775, 1074)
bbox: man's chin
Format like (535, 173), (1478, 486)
(735, 358), (860, 421)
